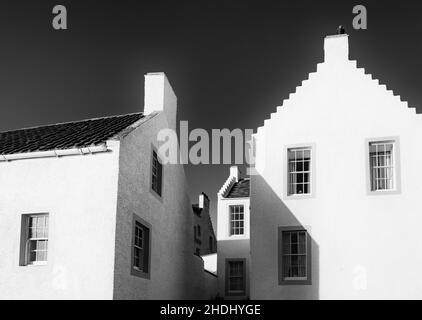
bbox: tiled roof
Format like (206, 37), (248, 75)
(225, 179), (250, 198)
(0, 112), (145, 155)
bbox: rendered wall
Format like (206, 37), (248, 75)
(0, 144), (120, 299)
(112, 111), (197, 299)
(251, 34), (422, 299)
(217, 197), (250, 299)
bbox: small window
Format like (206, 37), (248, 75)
(369, 141), (395, 191)
(288, 147), (311, 195)
(151, 150), (162, 197)
(197, 225), (201, 237)
(20, 214), (49, 266)
(209, 236), (213, 251)
(279, 227), (311, 285)
(229, 205), (244, 236)
(131, 216), (151, 279)
(225, 259), (246, 296)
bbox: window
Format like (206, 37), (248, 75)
(369, 141), (395, 191)
(225, 259), (246, 296)
(151, 150), (162, 197)
(131, 216), (151, 279)
(209, 236), (214, 251)
(194, 225), (201, 244)
(278, 227), (311, 285)
(288, 147), (311, 195)
(21, 214), (49, 266)
(229, 205), (244, 236)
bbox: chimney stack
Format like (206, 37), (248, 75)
(144, 72), (177, 129)
(324, 28), (349, 63)
(199, 192), (210, 211)
(230, 166), (240, 182)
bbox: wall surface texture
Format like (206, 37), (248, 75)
(0, 143), (120, 299)
(217, 197), (250, 299)
(251, 34), (422, 299)
(112, 73), (205, 299)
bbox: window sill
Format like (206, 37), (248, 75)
(23, 261), (48, 267)
(228, 234), (247, 239)
(227, 290), (246, 296)
(131, 266), (150, 279)
(368, 188), (401, 196)
(284, 277), (307, 281)
(279, 277), (311, 285)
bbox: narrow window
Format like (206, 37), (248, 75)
(21, 214), (49, 266)
(209, 236), (213, 251)
(151, 150), (162, 197)
(131, 217), (151, 279)
(288, 147), (311, 195)
(369, 141), (395, 191)
(229, 205), (244, 236)
(226, 259), (246, 295)
(279, 227), (311, 285)
(22, 214), (48, 265)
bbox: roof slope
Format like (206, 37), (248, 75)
(0, 112), (145, 155)
(225, 179), (250, 198)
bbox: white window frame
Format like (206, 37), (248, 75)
(283, 143), (316, 200)
(366, 137), (401, 195)
(133, 221), (145, 272)
(21, 213), (49, 266)
(131, 214), (151, 279)
(229, 205), (245, 236)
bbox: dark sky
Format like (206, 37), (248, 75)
(1, 0), (422, 227)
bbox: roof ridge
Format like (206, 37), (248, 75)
(0, 111), (143, 134)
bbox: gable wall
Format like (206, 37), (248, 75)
(251, 52), (422, 299)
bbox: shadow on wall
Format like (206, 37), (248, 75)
(251, 174), (319, 300)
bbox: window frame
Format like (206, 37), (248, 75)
(225, 258), (247, 296)
(229, 205), (245, 236)
(209, 236), (214, 252)
(150, 145), (163, 199)
(130, 214), (151, 279)
(278, 226), (312, 285)
(20, 213), (49, 266)
(283, 143), (316, 200)
(365, 137), (401, 196)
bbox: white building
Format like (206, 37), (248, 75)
(251, 32), (422, 299)
(0, 72), (215, 299)
(217, 166), (250, 299)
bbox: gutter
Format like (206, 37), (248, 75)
(0, 144), (108, 162)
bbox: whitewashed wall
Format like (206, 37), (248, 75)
(217, 173), (251, 299)
(0, 143), (120, 299)
(251, 34), (422, 299)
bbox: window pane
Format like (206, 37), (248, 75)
(288, 148), (311, 195)
(282, 230), (308, 280)
(228, 261), (244, 292)
(369, 141), (395, 191)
